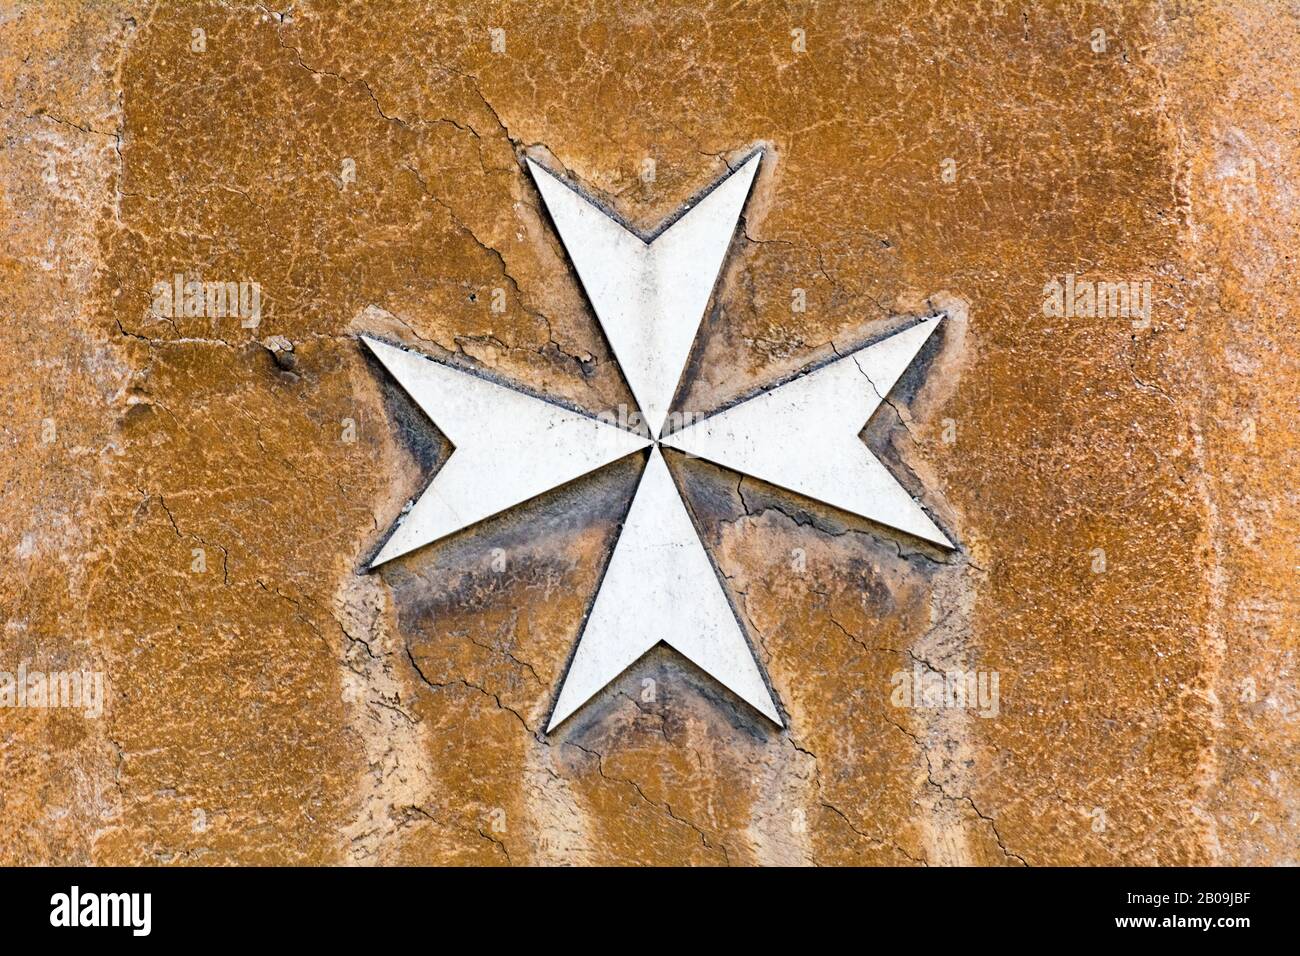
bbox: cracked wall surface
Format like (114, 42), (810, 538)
(1, 0), (1295, 865)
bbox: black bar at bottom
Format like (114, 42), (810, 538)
(0, 865), (1286, 942)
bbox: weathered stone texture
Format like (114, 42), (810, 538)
(0, 0), (1294, 864)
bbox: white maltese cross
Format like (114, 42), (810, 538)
(364, 152), (951, 731)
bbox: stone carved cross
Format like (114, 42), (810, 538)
(364, 152), (952, 731)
